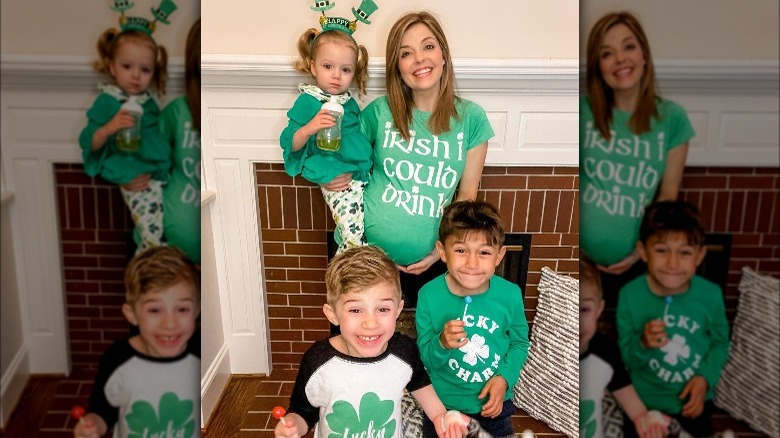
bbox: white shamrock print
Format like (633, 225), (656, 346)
(457, 132), (464, 140)
(459, 334), (490, 366)
(660, 334), (690, 366)
(412, 186), (420, 194)
(385, 121), (392, 129)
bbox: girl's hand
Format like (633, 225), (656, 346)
(597, 249), (641, 275)
(120, 173), (152, 192)
(103, 109), (137, 136)
(679, 376), (707, 418)
(439, 319), (468, 349)
(641, 319), (669, 349)
(73, 413), (105, 438)
(301, 109), (335, 138)
(399, 250), (440, 275)
(478, 376), (508, 418)
(320, 173), (352, 192)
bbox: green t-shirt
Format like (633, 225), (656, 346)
(79, 92), (171, 185)
(579, 96), (695, 265)
(159, 96), (201, 264)
(416, 274), (529, 414)
(616, 275), (730, 414)
(359, 96), (494, 266)
(279, 93), (372, 184)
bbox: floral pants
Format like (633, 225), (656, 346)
(321, 179), (368, 254)
(120, 179), (164, 255)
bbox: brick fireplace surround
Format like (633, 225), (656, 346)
(32, 164), (777, 435)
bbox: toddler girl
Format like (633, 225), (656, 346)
(79, 18), (173, 255)
(279, 2), (376, 254)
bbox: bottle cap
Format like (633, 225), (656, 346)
(321, 95), (344, 115)
(121, 95), (144, 115)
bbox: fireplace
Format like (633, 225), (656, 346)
(327, 232), (532, 336)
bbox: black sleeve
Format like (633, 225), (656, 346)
(288, 340), (327, 430)
(87, 339), (134, 429)
(392, 333), (432, 392)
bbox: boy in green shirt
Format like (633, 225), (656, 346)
(617, 201), (730, 437)
(416, 200), (530, 438)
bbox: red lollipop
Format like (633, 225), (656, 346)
(71, 405), (86, 423)
(272, 406), (287, 426)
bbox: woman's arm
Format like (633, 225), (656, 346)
(655, 143), (689, 202)
(455, 142), (488, 202)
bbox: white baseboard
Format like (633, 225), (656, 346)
(200, 343), (231, 427)
(0, 345), (30, 427)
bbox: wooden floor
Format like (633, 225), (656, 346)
(0, 375), (65, 437)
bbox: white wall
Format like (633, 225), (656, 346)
(581, 1), (779, 60)
(202, 0), (579, 59)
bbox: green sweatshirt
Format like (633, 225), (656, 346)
(416, 274), (530, 414)
(617, 274), (731, 413)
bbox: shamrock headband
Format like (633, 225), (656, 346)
(110, 0), (178, 36)
(310, 0), (378, 39)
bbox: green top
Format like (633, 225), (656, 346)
(416, 274), (529, 414)
(358, 96), (494, 266)
(579, 96), (694, 265)
(279, 93), (373, 184)
(159, 96), (201, 264)
(79, 92), (171, 185)
(617, 274), (730, 413)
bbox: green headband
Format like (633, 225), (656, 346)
(111, 0), (178, 36)
(310, 0), (378, 38)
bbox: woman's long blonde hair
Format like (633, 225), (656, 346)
(586, 11), (658, 140)
(385, 11), (459, 142)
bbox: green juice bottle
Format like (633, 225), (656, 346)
(115, 96), (143, 153)
(316, 95), (344, 152)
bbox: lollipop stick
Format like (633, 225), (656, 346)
(272, 406), (288, 427)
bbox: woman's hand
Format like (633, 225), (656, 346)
(597, 248), (641, 275)
(120, 173), (152, 192)
(399, 249), (440, 275)
(320, 173), (353, 192)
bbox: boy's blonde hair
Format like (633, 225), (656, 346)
(579, 256), (603, 301)
(124, 246), (200, 306)
(295, 29), (370, 97)
(94, 28), (169, 97)
(438, 200), (504, 247)
(325, 246), (401, 306)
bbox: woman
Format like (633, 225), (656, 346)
(325, 11), (493, 306)
(581, 12), (694, 280)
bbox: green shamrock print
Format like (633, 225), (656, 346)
(125, 392), (195, 438)
(326, 392), (396, 438)
(579, 400), (597, 438)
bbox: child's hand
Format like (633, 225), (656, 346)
(301, 109), (335, 138)
(439, 320), (468, 349)
(478, 375), (508, 418)
(679, 375), (707, 418)
(641, 319), (668, 349)
(73, 413), (105, 438)
(274, 412), (305, 438)
(634, 410), (669, 438)
(434, 410), (469, 438)
(103, 109), (137, 136)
